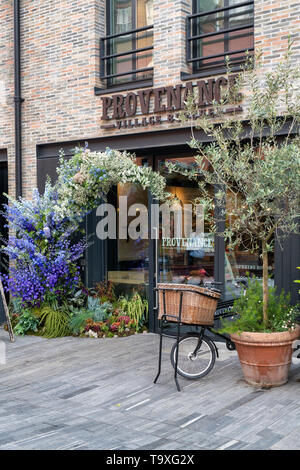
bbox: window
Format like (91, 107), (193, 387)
(224, 190), (274, 300)
(187, 0), (254, 74)
(101, 0), (154, 88)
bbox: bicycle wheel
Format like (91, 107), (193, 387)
(170, 333), (216, 379)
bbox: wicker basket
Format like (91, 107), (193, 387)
(157, 283), (221, 326)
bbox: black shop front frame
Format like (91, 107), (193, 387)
(37, 128), (300, 333)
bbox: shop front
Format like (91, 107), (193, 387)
(37, 127), (299, 333)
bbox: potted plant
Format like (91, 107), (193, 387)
(171, 44), (300, 387)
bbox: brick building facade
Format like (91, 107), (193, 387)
(0, 0), (299, 329)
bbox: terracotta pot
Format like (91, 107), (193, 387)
(231, 325), (300, 387)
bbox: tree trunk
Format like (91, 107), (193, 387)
(262, 241), (269, 328)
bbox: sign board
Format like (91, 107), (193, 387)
(100, 75), (243, 130)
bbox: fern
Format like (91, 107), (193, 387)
(37, 305), (71, 338)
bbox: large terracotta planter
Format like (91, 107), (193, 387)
(231, 325), (300, 387)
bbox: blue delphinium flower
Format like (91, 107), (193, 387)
(2, 184), (87, 308)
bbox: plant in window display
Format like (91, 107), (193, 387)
(171, 43), (300, 387)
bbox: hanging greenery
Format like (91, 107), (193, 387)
(54, 146), (168, 227)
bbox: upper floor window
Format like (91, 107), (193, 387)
(101, 0), (154, 88)
(187, 0), (254, 74)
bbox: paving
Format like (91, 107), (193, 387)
(0, 326), (299, 450)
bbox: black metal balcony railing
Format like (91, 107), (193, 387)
(187, 0), (254, 69)
(100, 25), (154, 87)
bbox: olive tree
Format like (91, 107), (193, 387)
(171, 46), (300, 328)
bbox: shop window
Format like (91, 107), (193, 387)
(158, 157), (216, 289)
(224, 191), (274, 300)
(187, 0), (254, 75)
(107, 157), (150, 299)
(101, 0), (154, 88)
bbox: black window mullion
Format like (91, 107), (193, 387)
(103, 0), (154, 87)
(224, 0), (229, 55)
(107, 1), (112, 86)
(189, 0), (254, 74)
(132, 0), (137, 82)
(214, 184), (226, 299)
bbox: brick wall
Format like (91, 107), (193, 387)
(0, 1), (14, 197)
(153, 0), (192, 86)
(255, 0), (300, 67)
(0, 0), (299, 199)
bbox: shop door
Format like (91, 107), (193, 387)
(152, 155), (218, 334)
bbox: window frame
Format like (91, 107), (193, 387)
(186, 0), (254, 77)
(99, 0), (154, 91)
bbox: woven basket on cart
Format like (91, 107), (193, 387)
(157, 283), (221, 326)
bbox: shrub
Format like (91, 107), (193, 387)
(118, 293), (148, 332)
(35, 304), (71, 338)
(93, 281), (116, 303)
(13, 310), (39, 336)
(221, 280), (299, 334)
(68, 298), (114, 334)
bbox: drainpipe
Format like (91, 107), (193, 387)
(14, 0), (23, 198)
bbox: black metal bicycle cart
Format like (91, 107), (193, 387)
(154, 283), (236, 391)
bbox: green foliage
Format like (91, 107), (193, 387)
(13, 310), (39, 336)
(68, 298), (114, 334)
(87, 298), (114, 321)
(55, 147), (169, 224)
(35, 304), (71, 338)
(68, 292), (149, 337)
(174, 43), (300, 327)
(10, 297), (23, 316)
(221, 280), (299, 334)
(69, 309), (93, 335)
(118, 293), (148, 331)
(69, 288), (88, 309)
(93, 281), (116, 303)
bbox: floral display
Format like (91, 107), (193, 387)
(2, 182), (86, 308)
(54, 146), (168, 224)
(2, 147), (159, 338)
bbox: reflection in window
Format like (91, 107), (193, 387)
(104, 0), (154, 86)
(224, 191), (274, 300)
(190, 0), (254, 72)
(107, 182), (149, 298)
(158, 157), (215, 288)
